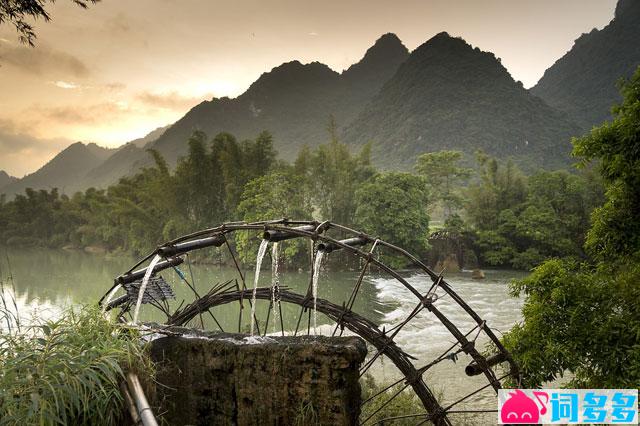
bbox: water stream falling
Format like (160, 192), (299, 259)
(132, 253), (161, 324)
(311, 250), (324, 335)
(271, 242), (280, 333)
(102, 283), (122, 314)
(250, 239), (269, 335)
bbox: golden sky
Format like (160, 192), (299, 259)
(0, 0), (617, 177)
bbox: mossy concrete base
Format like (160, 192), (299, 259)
(147, 327), (367, 425)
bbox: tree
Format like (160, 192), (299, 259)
(173, 131), (219, 230)
(242, 131), (278, 181)
(307, 119), (375, 226)
(467, 153), (528, 231)
(414, 150), (471, 218)
(355, 173), (430, 268)
(0, 0), (99, 46)
(504, 67), (640, 388)
(466, 153), (602, 269)
(236, 170), (312, 264)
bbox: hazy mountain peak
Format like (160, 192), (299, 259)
(532, 0), (640, 130)
(376, 32), (402, 44)
(408, 32), (509, 82)
(433, 31), (452, 39)
(342, 33), (408, 79)
(615, 0), (639, 20)
(127, 125), (170, 148)
(418, 32), (473, 52)
(257, 60), (337, 81)
(57, 141), (113, 160)
(245, 60), (340, 96)
(342, 30), (579, 170)
(363, 33), (407, 60)
(0, 170), (17, 191)
(1, 141), (115, 197)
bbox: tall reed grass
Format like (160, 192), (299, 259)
(0, 252), (153, 426)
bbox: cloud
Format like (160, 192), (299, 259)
(0, 39), (90, 78)
(309, 32), (319, 36)
(104, 82), (126, 91)
(32, 102), (130, 125)
(0, 119), (71, 177)
(52, 81), (80, 89)
(135, 91), (212, 111)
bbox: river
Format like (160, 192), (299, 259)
(1, 247), (527, 419)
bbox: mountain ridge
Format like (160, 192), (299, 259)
(0, 171), (17, 192)
(148, 33), (410, 164)
(342, 32), (581, 170)
(7, 21), (629, 196)
(531, 0), (640, 130)
(0, 142), (115, 197)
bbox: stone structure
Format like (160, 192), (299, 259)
(147, 328), (367, 425)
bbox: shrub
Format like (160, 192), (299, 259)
(0, 306), (153, 426)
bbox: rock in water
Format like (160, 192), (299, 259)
(435, 253), (461, 273)
(472, 269), (486, 280)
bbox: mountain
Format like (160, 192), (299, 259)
(0, 171), (17, 192)
(5, 29), (601, 197)
(81, 143), (147, 189)
(531, 0), (640, 131)
(81, 126), (169, 189)
(128, 125), (169, 148)
(148, 33), (410, 165)
(342, 32), (582, 170)
(1, 143), (114, 197)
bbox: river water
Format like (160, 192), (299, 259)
(1, 248), (527, 418)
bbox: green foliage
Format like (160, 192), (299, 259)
(360, 375), (426, 425)
(0, 306), (152, 425)
(504, 66), (640, 388)
(505, 258), (640, 388)
(0, 0), (99, 46)
(355, 172), (430, 268)
(236, 171), (313, 264)
(467, 153), (602, 269)
(299, 119), (375, 226)
(295, 400), (319, 426)
(573, 67), (640, 262)
(0, 128), (384, 268)
(415, 150), (470, 217)
(0, 131), (278, 257)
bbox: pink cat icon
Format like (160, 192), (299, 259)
(501, 390), (548, 424)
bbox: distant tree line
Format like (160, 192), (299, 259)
(0, 122), (603, 270)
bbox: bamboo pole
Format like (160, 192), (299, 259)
(126, 373), (159, 426)
(120, 381), (141, 425)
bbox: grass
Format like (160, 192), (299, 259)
(360, 374), (498, 425)
(360, 374), (428, 425)
(295, 399), (319, 426)
(0, 304), (153, 426)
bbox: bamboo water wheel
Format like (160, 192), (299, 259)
(99, 219), (520, 425)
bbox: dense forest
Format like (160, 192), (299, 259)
(0, 117), (603, 271)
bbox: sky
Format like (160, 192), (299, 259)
(0, 0), (618, 177)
